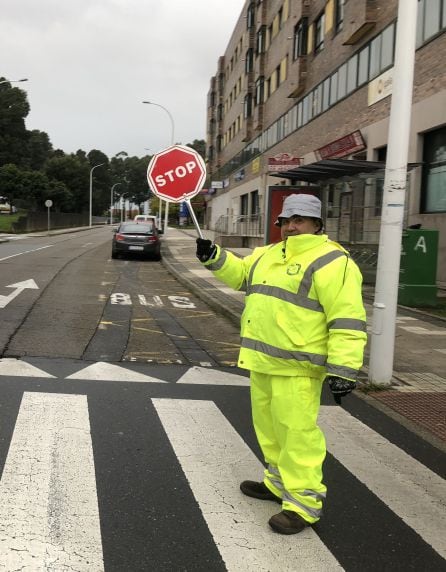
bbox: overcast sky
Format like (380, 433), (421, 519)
(1, 0), (243, 159)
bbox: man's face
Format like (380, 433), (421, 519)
(280, 215), (320, 240)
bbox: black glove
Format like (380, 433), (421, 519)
(196, 238), (217, 263)
(327, 376), (356, 405)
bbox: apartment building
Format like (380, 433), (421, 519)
(205, 0), (446, 281)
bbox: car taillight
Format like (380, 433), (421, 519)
(146, 236), (157, 243)
(116, 233), (125, 241)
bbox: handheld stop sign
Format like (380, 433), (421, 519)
(147, 145), (206, 237)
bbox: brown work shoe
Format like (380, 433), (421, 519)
(240, 480), (281, 503)
(268, 510), (310, 535)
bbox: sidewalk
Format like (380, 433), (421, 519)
(162, 227), (446, 449)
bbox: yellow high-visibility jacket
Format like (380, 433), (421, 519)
(204, 234), (367, 379)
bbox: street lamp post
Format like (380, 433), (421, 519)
(142, 100), (175, 235)
(110, 183), (122, 225)
(0, 78), (28, 86)
(89, 163), (105, 228)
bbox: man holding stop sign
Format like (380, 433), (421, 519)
(196, 194), (366, 535)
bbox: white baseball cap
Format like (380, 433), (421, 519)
(275, 194), (322, 225)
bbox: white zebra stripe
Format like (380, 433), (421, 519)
(0, 392), (104, 571)
(153, 398), (343, 572)
(319, 406), (446, 558)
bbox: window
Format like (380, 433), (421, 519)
(245, 48), (254, 73)
(422, 127), (446, 213)
(347, 54), (358, 94)
(279, 57), (287, 83)
(314, 83), (323, 116)
(247, 2), (255, 29)
(251, 190), (259, 215)
(255, 76), (264, 105)
(322, 77), (330, 111)
(217, 104), (223, 121)
(293, 18), (308, 59)
(314, 12), (325, 53)
(329, 72), (338, 106)
(256, 26), (266, 54)
(337, 63), (347, 100)
(335, 0), (345, 32)
(369, 35), (381, 79)
(241, 194), (249, 216)
(358, 45), (369, 86)
(424, 0), (441, 40)
(380, 24), (394, 71)
(416, 0), (445, 46)
(244, 94), (252, 118)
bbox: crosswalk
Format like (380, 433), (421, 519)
(0, 367), (445, 570)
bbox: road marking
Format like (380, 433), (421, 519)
(400, 326), (446, 336)
(0, 358), (56, 378)
(153, 399), (342, 572)
(0, 244), (52, 262)
(396, 316), (418, 323)
(65, 361), (167, 383)
(0, 279), (39, 308)
(0, 392), (104, 570)
(319, 406), (446, 559)
(177, 365), (250, 386)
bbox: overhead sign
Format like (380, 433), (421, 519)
(314, 130), (366, 160)
(267, 153), (301, 172)
(147, 145), (206, 203)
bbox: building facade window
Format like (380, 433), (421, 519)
(335, 0), (345, 32)
(241, 193), (249, 215)
(255, 76), (264, 105)
(247, 2), (255, 29)
(314, 12), (325, 53)
(293, 18), (308, 59)
(422, 127), (446, 213)
(256, 26), (266, 54)
(244, 93), (253, 118)
(250, 190), (259, 215)
(245, 48), (254, 73)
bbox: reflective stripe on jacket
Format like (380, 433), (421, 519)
(204, 234), (367, 378)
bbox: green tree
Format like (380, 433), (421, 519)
(0, 81), (31, 167)
(87, 150), (111, 215)
(27, 130), (53, 170)
(44, 154), (90, 212)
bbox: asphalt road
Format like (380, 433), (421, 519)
(0, 227), (445, 571)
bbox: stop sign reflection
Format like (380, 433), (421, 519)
(147, 145), (206, 203)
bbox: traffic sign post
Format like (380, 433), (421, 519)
(45, 199), (53, 235)
(147, 145), (206, 238)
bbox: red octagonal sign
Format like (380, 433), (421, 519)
(147, 144), (206, 203)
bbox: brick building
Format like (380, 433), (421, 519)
(205, 0), (446, 282)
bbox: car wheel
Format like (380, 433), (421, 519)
(111, 250), (119, 259)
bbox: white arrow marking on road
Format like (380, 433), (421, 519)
(177, 366), (250, 386)
(0, 279), (39, 309)
(0, 358), (56, 378)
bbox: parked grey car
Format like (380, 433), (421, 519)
(111, 221), (161, 260)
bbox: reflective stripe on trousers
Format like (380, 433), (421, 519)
(251, 371), (327, 523)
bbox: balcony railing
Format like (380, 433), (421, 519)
(213, 213), (264, 237)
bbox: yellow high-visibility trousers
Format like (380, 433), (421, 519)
(250, 371), (327, 523)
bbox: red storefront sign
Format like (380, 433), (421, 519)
(314, 130), (366, 160)
(267, 153), (302, 172)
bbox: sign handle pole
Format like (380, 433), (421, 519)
(185, 200), (203, 239)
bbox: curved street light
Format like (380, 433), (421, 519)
(142, 100), (176, 235)
(89, 163), (105, 228)
(110, 182), (122, 225)
(0, 78), (28, 86)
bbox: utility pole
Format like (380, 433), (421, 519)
(368, 0), (418, 386)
